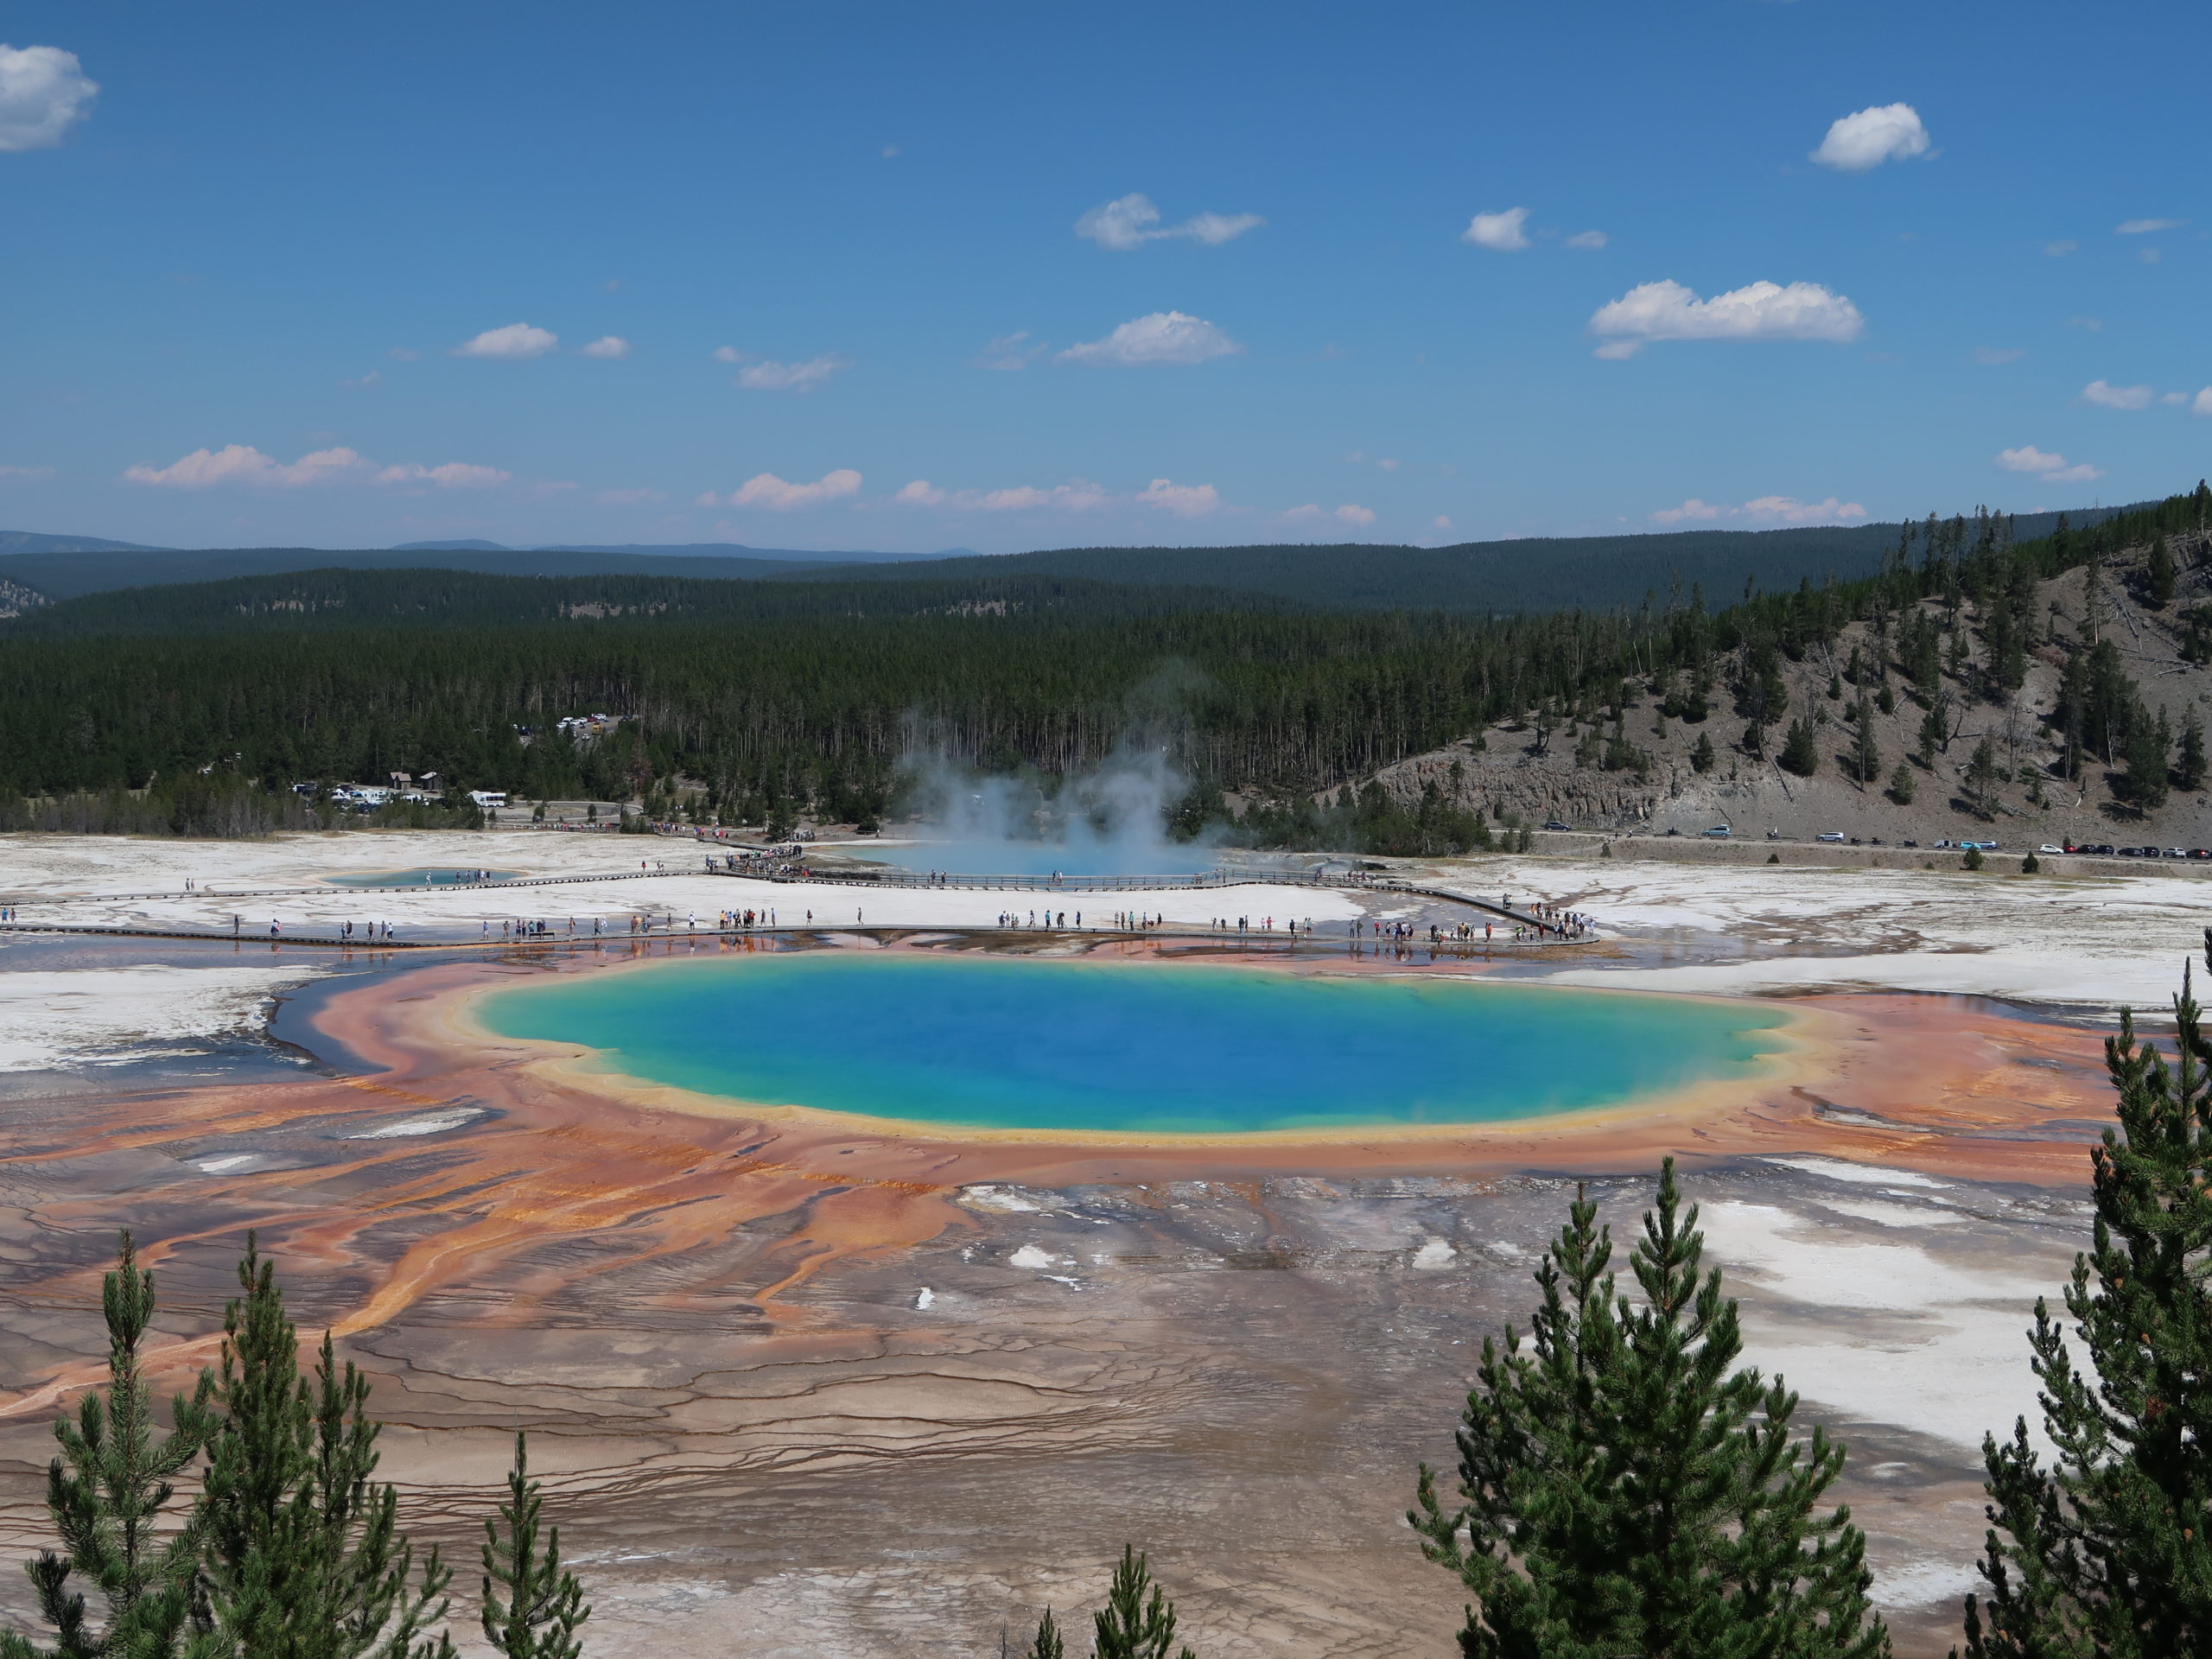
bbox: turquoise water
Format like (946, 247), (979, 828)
(475, 954), (1790, 1135)
(326, 867), (516, 887)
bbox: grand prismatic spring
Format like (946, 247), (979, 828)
(471, 952), (1796, 1135)
(0, 829), (2177, 1658)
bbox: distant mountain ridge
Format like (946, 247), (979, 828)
(391, 538), (969, 560)
(0, 505), (2139, 613)
(0, 531), (172, 556)
(773, 505), (2139, 614)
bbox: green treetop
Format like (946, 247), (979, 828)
(186, 1240), (454, 1659)
(1413, 1160), (1889, 1659)
(0, 1236), (211, 1659)
(1958, 947), (2212, 1657)
(480, 1435), (588, 1659)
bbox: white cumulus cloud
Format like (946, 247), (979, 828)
(123, 445), (366, 489)
(721, 468), (862, 510)
(976, 331), (1043, 371)
(1651, 495), (1867, 526)
(1564, 230), (1609, 250)
(1135, 479), (1221, 517)
(895, 480), (1110, 512)
(1462, 207), (1530, 251)
(580, 335), (629, 359)
(2115, 218), (2183, 234)
(1179, 211), (1266, 245)
(1996, 446), (2102, 483)
(709, 346), (745, 364)
(735, 355), (847, 392)
(1075, 193), (1263, 251)
(1059, 312), (1242, 366)
(1588, 279), (1864, 358)
(975, 482), (1109, 512)
(0, 44), (97, 152)
(453, 322), (558, 359)
(1810, 103), (1932, 171)
(124, 445), (514, 491)
(2081, 379), (2154, 410)
(2191, 390), (2212, 417)
(373, 461), (512, 489)
(1281, 503), (1375, 527)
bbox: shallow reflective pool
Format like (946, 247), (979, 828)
(476, 953), (1790, 1135)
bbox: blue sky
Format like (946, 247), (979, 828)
(2, 1), (2208, 553)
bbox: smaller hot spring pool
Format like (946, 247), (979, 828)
(475, 953), (1795, 1135)
(324, 867), (517, 887)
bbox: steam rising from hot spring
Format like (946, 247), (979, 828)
(883, 747), (1219, 876)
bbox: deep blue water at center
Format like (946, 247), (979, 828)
(476, 953), (1789, 1135)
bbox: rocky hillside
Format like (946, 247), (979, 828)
(1362, 525), (2212, 850)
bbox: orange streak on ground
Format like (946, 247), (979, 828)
(0, 949), (2120, 1421)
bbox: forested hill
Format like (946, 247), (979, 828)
(790, 506), (2131, 613)
(1, 568), (1290, 639)
(0, 503), (2131, 612)
(0, 488), (2199, 839)
(0, 544), (840, 600)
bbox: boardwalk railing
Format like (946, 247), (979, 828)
(715, 865), (1239, 893)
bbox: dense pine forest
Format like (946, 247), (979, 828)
(0, 486), (2202, 842)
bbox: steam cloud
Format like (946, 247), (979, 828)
(887, 744), (1218, 876)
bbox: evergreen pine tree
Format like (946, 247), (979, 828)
(1091, 1548), (1195, 1659)
(1780, 716), (1821, 777)
(2177, 709), (2207, 793)
(480, 1435), (588, 1659)
(1919, 703), (1948, 767)
(1958, 949), (2212, 1657)
(1022, 1609), (1065, 1659)
(2122, 710), (2171, 814)
(1, 1236), (212, 1659)
(1690, 733), (1716, 774)
(188, 1239), (454, 1659)
(1852, 696), (1881, 787)
(2146, 535), (2177, 610)
(1413, 1162), (1888, 1659)
(1966, 739), (2003, 818)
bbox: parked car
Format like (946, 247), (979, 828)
(1542, 819), (1572, 831)
(1960, 840), (1999, 851)
(2190, 849), (2212, 861)
(1701, 826), (1732, 839)
(1815, 831), (1847, 842)
(1934, 838), (1955, 849)
(2170, 849), (2190, 859)
(2037, 844), (2064, 855)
